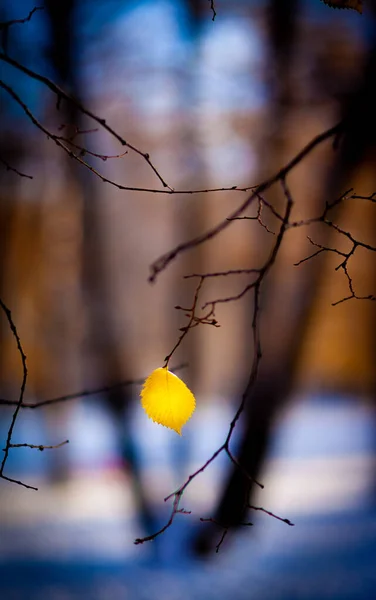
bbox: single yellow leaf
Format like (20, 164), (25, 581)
(140, 367), (196, 435)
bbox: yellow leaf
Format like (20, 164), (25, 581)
(140, 367), (196, 435)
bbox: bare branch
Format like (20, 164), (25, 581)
(199, 178), (293, 309)
(199, 517), (253, 552)
(294, 201), (376, 305)
(164, 279), (220, 366)
(135, 179), (294, 545)
(0, 474), (38, 491)
(0, 77), (260, 194)
(200, 519), (230, 553)
(0, 363), (187, 409)
(184, 269), (260, 279)
(149, 123), (341, 282)
(7, 440), (69, 451)
(228, 194), (279, 234)
(0, 6), (43, 31)
(0, 155), (33, 178)
(134, 489), (190, 544)
(247, 504), (294, 526)
(0, 298), (28, 487)
(208, 0), (217, 21)
(0, 53), (172, 189)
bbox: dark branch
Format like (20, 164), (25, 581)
(0, 363), (188, 408)
(208, 0), (217, 21)
(0, 6), (43, 30)
(0, 298), (29, 487)
(6, 440), (69, 451)
(149, 123), (341, 282)
(0, 156), (33, 178)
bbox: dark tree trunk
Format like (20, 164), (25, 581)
(44, 0), (157, 541)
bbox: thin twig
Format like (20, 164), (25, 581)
(199, 517), (253, 552)
(208, 0), (217, 21)
(7, 440), (69, 451)
(0, 298), (29, 488)
(0, 156), (33, 178)
(0, 6), (43, 30)
(0, 363), (187, 409)
(248, 504), (294, 526)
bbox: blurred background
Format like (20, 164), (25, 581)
(1, 0), (376, 598)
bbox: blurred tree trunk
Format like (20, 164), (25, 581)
(177, 0), (208, 388)
(44, 0), (157, 539)
(193, 0), (301, 554)
(193, 0), (376, 554)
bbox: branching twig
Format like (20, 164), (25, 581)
(134, 490), (191, 544)
(55, 134), (128, 162)
(0, 52), (171, 189)
(164, 279), (219, 367)
(0, 298), (29, 488)
(137, 177), (376, 546)
(227, 193), (278, 235)
(149, 123), (341, 282)
(135, 178), (294, 545)
(198, 501), (293, 552)
(294, 196), (376, 304)
(200, 518), (253, 552)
